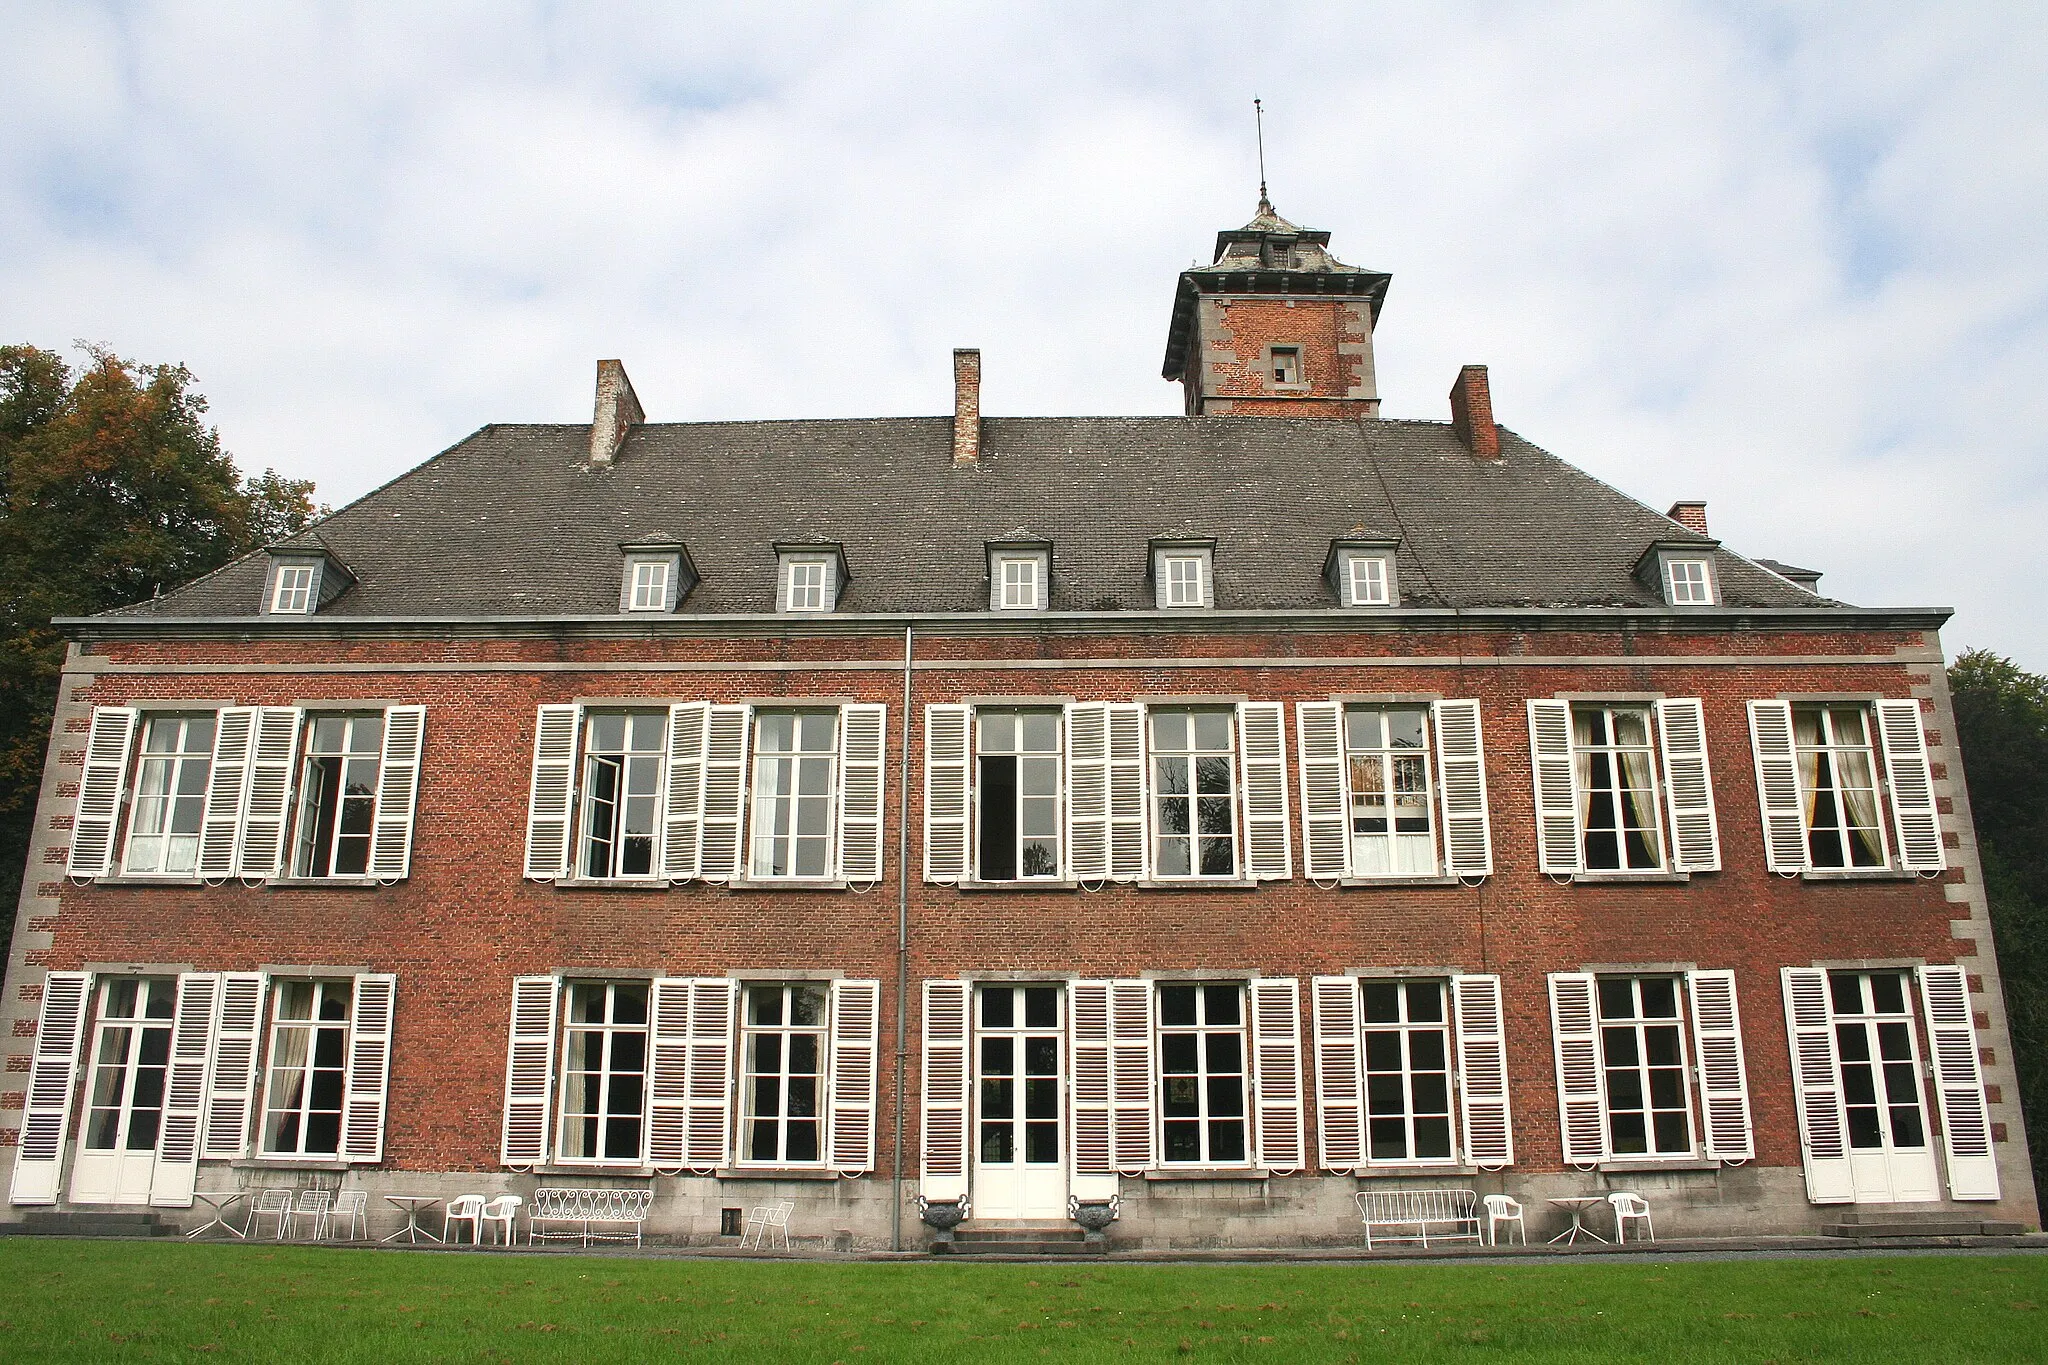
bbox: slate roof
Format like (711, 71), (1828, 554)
(109, 415), (1832, 620)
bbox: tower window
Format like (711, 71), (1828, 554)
(1269, 347), (1301, 386)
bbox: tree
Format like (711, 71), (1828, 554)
(1949, 648), (2048, 1219)
(0, 344), (321, 946)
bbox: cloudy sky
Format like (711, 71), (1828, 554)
(4, 3), (2045, 666)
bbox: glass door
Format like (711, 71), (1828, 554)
(971, 984), (1066, 1219)
(70, 979), (175, 1205)
(1832, 971), (1939, 1203)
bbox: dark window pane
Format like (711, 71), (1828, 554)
(1652, 1111), (1690, 1153)
(1601, 1027), (1639, 1067)
(1024, 1122), (1059, 1164)
(1023, 987), (1058, 1029)
(1207, 1076), (1245, 1118)
(1846, 1107), (1882, 1148)
(1366, 1074), (1405, 1114)
(1876, 1022), (1913, 1062)
(1597, 979), (1636, 1020)
(1408, 1030), (1446, 1071)
(1830, 974), (1865, 1015)
(1160, 985), (1197, 1026)
(786, 1077), (817, 1119)
(1164, 1121), (1202, 1162)
(1842, 1064), (1878, 1107)
(981, 1124), (1013, 1163)
(1209, 1120), (1246, 1163)
(1648, 1069), (1684, 1109)
(749, 1120), (776, 1161)
(786, 1121), (819, 1163)
(1610, 1112), (1648, 1154)
(1205, 1033), (1242, 1074)
(1411, 1073), (1449, 1116)
(1368, 1117), (1408, 1160)
(788, 1034), (819, 1075)
(1363, 1033), (1402, 1071)
(1405, 983), (1444, 1023)
(126, 1110), (161, 1151)
(1836, 1025), (1871, 1062)
(1645, 1027), (1681, 1067)
(1205, 984), (1241, 1026)
(981, 1078), (1013, 1120)
(1024, 1036), (1058, 1076)
(1639, 978), (1678, 1018)
(980, 988), (1013, 1029)
(306, 1112), (340, 1155)
(1606, 1070), (1644, 1110)
(1871, 974), (1907, 1015)
(1198, 838), (1234, 876)
(1362, 983), (1400, 1023)
(1162, 1075), (1200, 1117)
(1161, 1034), (1198, 1074)
(1415, 1116), (1454, 1159)
(1024, 1077), (1058, 1121)
(978, 755), (1017, 881)
(1890, 1107), (1925, 1148)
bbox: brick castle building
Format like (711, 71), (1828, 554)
(2, 198), (2034, 1248)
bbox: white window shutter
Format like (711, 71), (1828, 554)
(523, 704), (580, 880)
(1655, 698), (1720, 872)
(1310, 975), (1365, 1172)
(339, 973), (396, 1163)
(1780, 966), (1854, 1202)
(201, 973), (267, 1159)
(1748, 701), (1808, 873)
(198, 707), (257, 878)
(922, 705), (972, 884)
(500, 975), (559, 1166)
(1067, 979), (1117, 1199)
(1295, 701), (1349, 880)
(368, 706), (426, 880)
(920, 979), (972, 1200)
(9, 970), (91, 1204)
(660, 702), (709, 880)
(68, 708), (137, 878)
(1877, 699), (1945, 871)
(1249, 978), (1304, 1171)
(699, 704), (752, 882)
(1685, 969), (1753, 1162)
(236, 706), (303, 877)
(1434, 699), (1493, 878)
(1451, 974), (1514, 1169)
(1109, 979), (1156, 1172)
(1548, 972), (1606, 1166)
(1527, 700), (1581, 876)
(827, 978), (881, 1173)
(1106, 704), (1148, 882)
(684, 977), (737, 1170)
(1065, 703), (1109, 881)
(151, 972), (219, 1207)
(1237, 703), (1292, 880)
(837, 704), (888, 884)
(1918, 964), (1999, 1199)
(647, 977), (693, 1170)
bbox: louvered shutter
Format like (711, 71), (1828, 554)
(236, 707), (302, 877)
(837, 704), (887, 884)
(1106, 704), (1148, 882)
(9, 971), (91, 1204)
(1434, 699), (1494, 878)
(1527, 700), (1581, 875)
(1748, 701), (1808, 872)
(151, 972), (219, 1207)
(1877, 699), (1945, 871)
(500, 975), (559, 1166)
(68, 708), (138, 878)
(920, 979), (972, 1200)
(1656, 698), (1720, 872)
(198, 707), (257, 878)
(699, 704), (752, 881)
(368, 706), (426, 880)
(1685, 969), (1754, 1162)
(1548, 972), (1606, 1165)
(1237, 703), (1292, 880)
(339, 973), (395, 1163)
(1310, 976), (1365, 1171)
(827, 979), (881, 1173)
(201, 973), (266, 1159)
(523, 704), (579, 880)
(1068, 980), (1117, 1199)
(1249, 978), (1304, 1171)
(1918, 964), (1999, 1199)
(923, 705), (972, 884)
(1452, 974), (1514, 1169)
(1295, 701), (1348, 879)
(684, 977), (737, 1170)
(1065, 703), (1109, 881)
(647, 977), (693, 1169)
(1780, 966), (1854, 1202)
(660, 702), (709, 879)
(1109, 980), (1156, 1172)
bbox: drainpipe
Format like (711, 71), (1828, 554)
(891, 623), (914, 1250)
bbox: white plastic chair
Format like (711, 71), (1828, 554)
(740, 1200), (794, 1250)
(444, 1194), (486, 1245)
(1482, 1194), (1526, 1246)
(1609, 1191), (1654, 1243)
(248, 1188), (295, 1240)
(285, 1189), (333, 1241)
(329, 1190), (368, 1241)
(480, 1195), (523, 1246)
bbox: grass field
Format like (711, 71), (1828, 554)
(0, 1241), (2042, 1361)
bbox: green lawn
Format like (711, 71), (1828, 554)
(0, 1241), (2042, 1361)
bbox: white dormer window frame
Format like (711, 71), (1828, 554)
(781, 555), (836, 614)
(1155, 550), (1212, 609)
(1665, 557), (1715, 606)
(271, 564), (316, 615)
(991, 552), (1046, 611)
(626, 558), (670, 612)
(1344, 553), (1391, 607)
(1266, 344), (1304, 389)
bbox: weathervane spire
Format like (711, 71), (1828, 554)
(1254, 96), (1271, 213)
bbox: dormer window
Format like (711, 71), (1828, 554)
(1151, 541), (1215, 609)
(261, 551), (349, 616)
(1326, 537), (1401, 609)
(775, 544), (845, 614)
(993, 554), (1043, 611)
(1665, 558), (1714, 606)
(787, 560), (827, 610)
(616, 541), (694, 614)
(1636, 540), (1722, 608)
(272, 565), (315, 614)
(627, 559), (669, 611)
(1345, 554), (1391, 607)
(1269, 346), (1301, 387)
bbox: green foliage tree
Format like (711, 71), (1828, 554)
(0, 344), (320, 945)
(1949, 648), (2048, 1219)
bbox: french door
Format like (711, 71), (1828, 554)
(1833, 971), (1939, 1203)
(972, 984), (1067, 1219)
(70, 978), (176, 1205)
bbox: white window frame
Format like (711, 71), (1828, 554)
(1344, 554), (1391, 607)
(1572, 703), (1667, 873)
(578, 710), (669, 880)
(992, 553), (1045, 611)
(1149, 706), (1238, 880)
(1157, 981), (1250, 1166)
(270, 564), (316, 614)
(1268, 345), (1302, 387)
(628, 558), (671, 612)
(79, 977), (177, 1159)
(1358, 978), (1457, 1166)
(974, 708), (1063, 882)
(747, 710), (839, 880)
(1664, 557), (1713, 605)
(781, 556), (834, 613)
(738, 982), (831, 1166)
(1793, 702), (1891, 870)
(1341, 704), (1438, 878)
(1155, 551), (1211, 609)
(258, 979), (352, 1158)
(1832, 970), (1934, 1161)
(122, 713), (216, 877)
(1597, 975), (1696, 1159)
(291, 713), (383, 879)
(554, 980), (651, 1166)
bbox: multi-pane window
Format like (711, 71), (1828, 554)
(742, 984), (828, 1164)
(1831, 971), (1929, 1153)
(749, 711), (838, 878)
(293, 713), (382, 878)
(83, 978), (174, 1154)
(557, 982), (648, 1162)
(995, 555), (1042, 610)
(978, 985), (1061, 1165)
(1162, 555), (1206, 607)
(785, 559), (828, 611)
(271, 565), (315, 613)
(1346, 555), (1390, 606)
(1361, 980), (1454, 1162)
(1666, 559), (1711, 605)
(1794, 704), (1887, 868)
(1158, 983), (1247, 1163)
(1345, 706), (1435, 875)
(976, 710), (1060, 881)
(628, 559), (670, 611)
(261, 980), (351, 1156)
(123, 715), (215, 875)
(581, 712), (666, 878)
(1270, 346), (1301, 384)
(1597, 976), (1692, 1156)
(1573, 705), (1664, 871)
(1151, 709), (1237, 878)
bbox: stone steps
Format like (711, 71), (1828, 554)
(2, 1209), (181, 1238)
(936, 1225), (1106, 1256)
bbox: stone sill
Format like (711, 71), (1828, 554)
(714, 1167), (843, 1182)
(267, 877), (383, 890)
(1338, 875), (1460, 889)
(1349, 1165), (1479, 1180)
(1596, 1159), (1721, 1173)
(1800, 869), (1922, 883)
(1135, 878), (1260, 891)
(552, 877), (669, 892)
(229, 1158), (352, 1172)
(954, 879), (1079, 893)
(1571, 872), (1690, 886)
(525, 1164), (659, 1179)
(1145, 1167), (1269, 1182)
(727, 878), (852, 893)
(89, 875), (202, 888)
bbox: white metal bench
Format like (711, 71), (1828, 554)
(1354, 1188), (1482, 1250)
(527, 1187), (652, 1247)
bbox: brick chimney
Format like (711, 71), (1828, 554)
(1667, 501), (1709, 536)
(953, 348), (981, 467)
(589, 359), (644, 468)
(1449, 364), (1499, 459)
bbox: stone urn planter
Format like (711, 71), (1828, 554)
(916, 1196), (969, 1244)
(1068, 1194), (1121, 1244)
